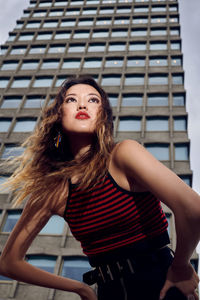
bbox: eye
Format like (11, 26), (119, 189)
(64, 97), (77, 103)
(89, 97), (100, 104)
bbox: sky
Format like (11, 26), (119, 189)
(0, 0), (200, 193)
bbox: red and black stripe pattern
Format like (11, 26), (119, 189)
(64, 172), (168, 257)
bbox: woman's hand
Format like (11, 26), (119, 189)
(159, 262), (199, 300)
(78, 283), (97, 300)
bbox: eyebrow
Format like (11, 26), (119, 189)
(65, 93), (101, 99)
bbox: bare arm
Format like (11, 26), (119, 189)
(112, 140), (200, 299)
(0, 197), (96, 300)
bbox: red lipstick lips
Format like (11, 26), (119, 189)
(75, 111), (90, 119)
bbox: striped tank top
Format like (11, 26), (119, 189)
(63, 172), (168, 257)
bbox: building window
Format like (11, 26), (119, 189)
(73, 30), (90, 39)
(2, 210), (22, 232)
(54, 0), (68, 6)
(82, 8), (97, 15)
(18, 33), (34, 41)
(86, 0), (99, 3)
(37, 32), (53, 40)
(88, 43), (105, 52)
(116, 6), (132, 13)
(71, 0), (84, 5)
(148, 74), (168, 85)
(114, 17), (130, 25)
(170, 27), (180, 36)
(169, 16), (179, 23)
(96, 18), (112, 26)
(29, 45), (46, 54)
(65, 8), (80, 15)
(26, 21), (41, 28)
(172, 74), (184, 85)
(33, 76), (53, 88)
(171, 56), (182, 66)
(151, 5), (166, 12)
(108, 42), (126, 52)
(39, 215), (65, 234)
(149, 56), (168, 66)
(99, 7), (114, 14)
(175, 144), (189, 161)
(83, 58), (102, 68)
(55, 31), (71, 39)
(15, 22), (24, 29)
(32, 10), (47, 17)
(173, 116), (187, 131)
(131, 29), (147, 37)
(0, 118), (12, 132)
(41, 59), (60, 69)
(62, 257), (91, 282)
(11, 77), (31, 88)
(146, 117), (169, 131)
(105, 57), (123, 68)
(0, 77), (10, 89)
(92, 30), (109, 38)
(43, 20), (58, 28)
(150, 41), (167, 51)
(127, 57), (145, 67)
(169, 5), (178, 12)
(129, 42), (146, 51)
(21, 60), (39, 70)
(108, 94), (118, 107)
(38, 1), (52, 7)
(1, 96), (22, 109)
(13, 118), (37, 132)
(62, 59), (81, 69)
(124, 74), (144, 86)
(78, 18), (94, 26)
(55, 76), (68, 87)
(101, 75), (121, 86)
(0, 47), (8, 55)
(0, 176), (9, 194)
(134, 6), (149, 13)
(24, 96), (45, 108)
(173, 93), (185, 106)
(121, 94), (143, 106)
(151, 16), (167, 23)
(1, 145), (24, 159)
(60, 19), (76, 27)
(7, 34), (17, 42)
(48, 44), (66, 53)
(150, 28), (167, 36)
(170, 41), (181, 50)
(132, 17), (148, 24)
(1, 61), (19, 71)
(147, 94), (168, 106)
(118, 117), (141, 131)
(49, 10), (63, 16)
(22, 10), (31, 17)
(27, 255), (56, 273)
(111, 29), (128, 37)
(145, 144), (169, 160)
(68, 43), (85, 53)
(179, 175), (192, 187)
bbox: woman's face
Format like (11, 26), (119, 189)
(61, 84), (102, 135)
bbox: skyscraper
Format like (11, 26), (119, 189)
(0, 0), (198, 299)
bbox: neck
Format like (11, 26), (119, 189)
(67, 132), (94, 160)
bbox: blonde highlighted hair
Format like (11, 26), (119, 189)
(3, 75), (115, 207)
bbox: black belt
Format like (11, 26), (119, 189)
(83, 246), (171, 286)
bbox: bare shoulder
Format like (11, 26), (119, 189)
(111, 139), (147, 169)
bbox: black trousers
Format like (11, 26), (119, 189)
(96, 247), (187, 300)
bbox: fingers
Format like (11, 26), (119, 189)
(159, 280), (172, 300)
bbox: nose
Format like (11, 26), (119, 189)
(77, 99), (87, 110)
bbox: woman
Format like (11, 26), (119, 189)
(0, 75), (199, 300)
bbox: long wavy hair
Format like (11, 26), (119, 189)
(4, 75), (115, 207)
